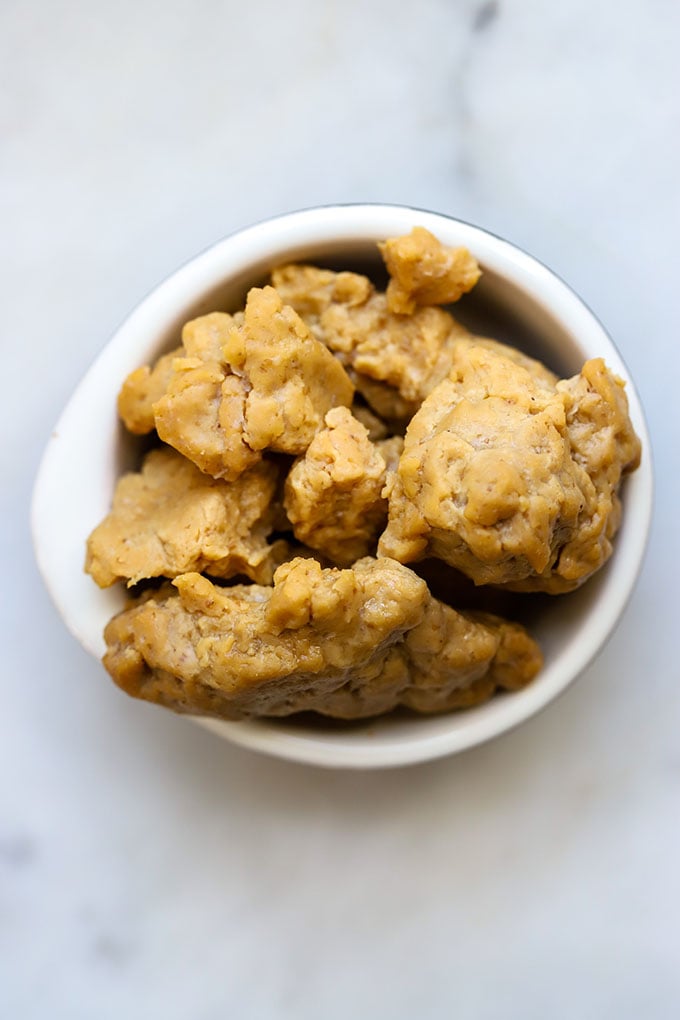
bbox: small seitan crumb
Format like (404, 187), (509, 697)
(378, 225), (481, 315)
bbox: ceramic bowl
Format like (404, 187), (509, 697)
(31, 204), (653, 768)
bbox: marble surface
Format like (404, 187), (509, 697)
(2, 0), (679, 1016)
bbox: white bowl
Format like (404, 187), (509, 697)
(32, 205), (653, 769)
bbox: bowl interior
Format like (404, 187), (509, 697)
(32, 206), (652, 767)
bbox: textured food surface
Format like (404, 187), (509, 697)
(86, 448), (283, 587)
(91, 228), (643, 723)
(118, 346), (184, 435)
(378, 226), (481, 315)
(119, 299), (354, 480)
(272, 263), (466, 423)
(283, 406), (391, 566)
(379, 345), (640, 592)
(272, 263), (557, 425)
(222, 286), (355, 454)
(151, 312), (261, 480)
(351, 402), (391, 441)
(102, 558), (542, 720)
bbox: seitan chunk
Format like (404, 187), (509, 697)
(283, 407), (391, 566)
(102, 558), (542, 720)
(85, 447), (283, 587)
(378, 226), (481, 315)
(222, 286), (355, 454)
(379, 346), (640, 592)
(153, 357), (260, 481)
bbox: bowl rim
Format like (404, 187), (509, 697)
(31, 203), (654, 769)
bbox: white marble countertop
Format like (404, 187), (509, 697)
(2, 1), (679, 1016)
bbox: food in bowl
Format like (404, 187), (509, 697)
(103, 558), (541, 720)
(84, 226), (641, 723)
(379, 348), (641, 593)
